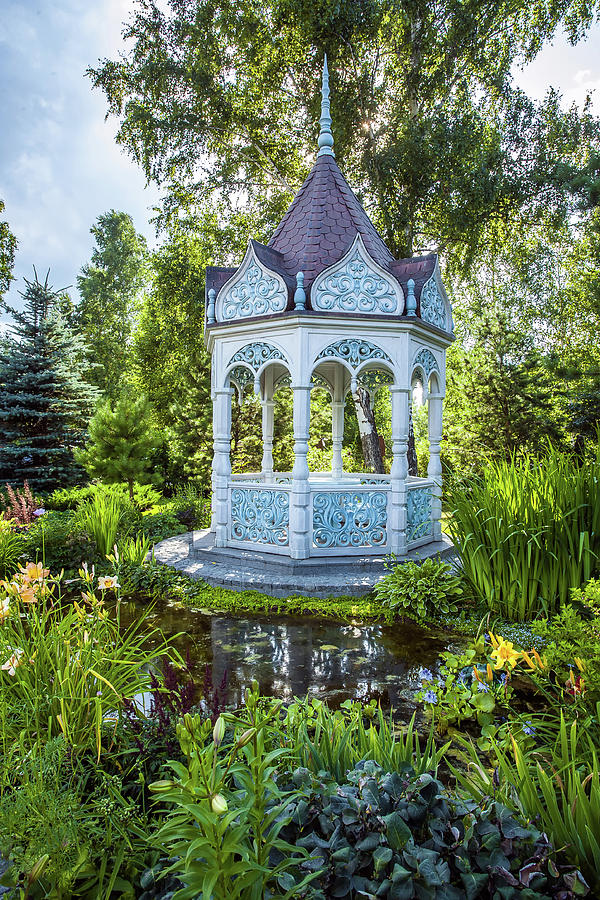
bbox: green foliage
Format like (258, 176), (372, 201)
(530, 593), (600, 700)
(274, 698), (448, 782)
(113, 533), (153, 566)
(0, 271), (99, 491)
(150, 684), (318, 900)
(446, 442), (600, 620)
(0, 199), (17, 298)
(46, 480), (162, 512)
(374, 558), (463, 622)
(23, 509), (94, 573)
(168, 483), (211, 531)
(0, 564), (171, 757)
(281, 763), (575, 899)
(75, 391), (157, 502)
(75, 492), (128, 559)
(76, 210), (148, 397)
(0, 520), (25, 578)
(455, 717), (600, 892)
(0, 738), (149, 899)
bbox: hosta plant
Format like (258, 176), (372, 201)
(374, 557), (462, 622)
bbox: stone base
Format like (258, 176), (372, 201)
(153, 529), (456, 599)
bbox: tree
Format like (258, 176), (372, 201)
(75, 392), (156, 501)
(0, 199), (17, 299)
(0, 271), (99, 491)
(88, 0), (598, 260)
(77, 210), (148, 397)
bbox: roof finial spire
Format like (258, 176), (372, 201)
(317, 54), (335, 157)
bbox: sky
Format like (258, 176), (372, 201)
(1, 0), (599, 325)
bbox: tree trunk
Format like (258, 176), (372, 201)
(354, 387), (385, 473)
(408, 404), (418, 476)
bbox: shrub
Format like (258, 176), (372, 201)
(139, 511), (187, 544)
(277, 762), (582, 899)
(0, 520), (25, 578)
(46, 481), (162, 512)
(374, 557), (462, 621)
(22, 510), (94, 572)
(169, 483), (211, 530)
(446, 443), (600, 620)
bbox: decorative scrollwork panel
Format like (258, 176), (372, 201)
(420, 277), (447, 330)
(315, 339), (391, 369)
(312, 237), (402, 315)
(412, 349), (439, 382)
(407, 487), (432, 542)
(218, 251), (287, 321)
(231, 488), (289, 545)
(312, 491), (388, 549)
(228, 342), (287, 371)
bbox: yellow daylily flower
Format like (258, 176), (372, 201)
(490, 637), (521, 670)
(0, 598), (10, 620)
(97, 575), (119, 591)
(19, 562), (49, 584)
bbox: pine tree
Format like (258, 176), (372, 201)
(0, 271), (99, 491)
(75, 392), (156, 502)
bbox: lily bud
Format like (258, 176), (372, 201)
(28, 854), (50, 884)
(236, 727), (255, 748)
(213, 716), (226, 746)
(211, 793), (228, 814)
(149, 779), (176, 793)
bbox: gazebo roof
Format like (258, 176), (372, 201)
(205, 57), (444, 322)
(267, 153), (394, 288)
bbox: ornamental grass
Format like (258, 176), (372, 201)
(446, 442), (600, 620)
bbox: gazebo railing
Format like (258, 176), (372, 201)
(227, 473), (435, 556)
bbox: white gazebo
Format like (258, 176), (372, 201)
(203, 58), (454, 564)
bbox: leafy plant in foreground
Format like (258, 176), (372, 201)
(374, 557), (463, 621)
(277, 761), (583, 898)
(0, 520), (25, 578)
(454, 715), (600, 893)
(150, 681), (318, 899)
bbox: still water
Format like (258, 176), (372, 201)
(120, 598), (461, 718)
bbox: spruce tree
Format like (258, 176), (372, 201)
(75, 392), (156, 502)
(0, 271), (99, 491)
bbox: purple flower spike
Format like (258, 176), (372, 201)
(523, 721), (536, 736)
(423, 690), (438, 704)
(477, 682), (490, 693)
(419, 668), (434, 682)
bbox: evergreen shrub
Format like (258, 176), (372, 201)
(46, 481), (161, 512)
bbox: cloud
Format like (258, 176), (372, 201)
(0, 0), (160, 320)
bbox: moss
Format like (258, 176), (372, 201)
(121, 560), (385, 622)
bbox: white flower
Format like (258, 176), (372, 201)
(2, 648), (25, 676)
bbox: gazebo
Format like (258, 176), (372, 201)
(203, 58), (454, 565)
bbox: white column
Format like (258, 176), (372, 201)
(331, 366), (345, 478)
(428, 393), (444, 540)
(211, 387), (233, 548)
(289, 384), (311, 559)
(261, 368), (274, 479)
(389, 386), (410, 556)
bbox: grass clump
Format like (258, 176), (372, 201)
(446, 441), (600, 620)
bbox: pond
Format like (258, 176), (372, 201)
(120, 597), (463, 719)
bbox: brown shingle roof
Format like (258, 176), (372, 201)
(268, 154), (395, 289)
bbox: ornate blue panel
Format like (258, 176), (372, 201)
(229, 365), (254, 389)
(407, 488), (432, 542)
(312, 491), (388, 549)
(229, 342), (287, 371)
(316, 339), (391, 369)
(312, 238), (402, 314)
(412, 349), (439, 381)
(420, 277), (447, 330)
(218, 253), (287, 321)
(231, 488), (289, 545)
